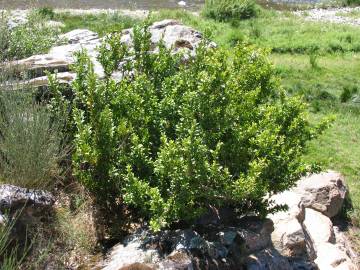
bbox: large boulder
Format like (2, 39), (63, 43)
(269, 172), (356, 270)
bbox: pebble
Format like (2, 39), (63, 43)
(294, 7), (360, 26)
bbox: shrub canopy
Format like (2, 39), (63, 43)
(50, 22), (326, 231)
(202, 0), (258, 21)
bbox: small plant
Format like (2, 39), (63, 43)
(202, 0), (258, 21)
(0, 90), (67, 190)
(309, 51), (320, 69)
(33, 7), (55, 20)
(340, 85), (359, 103)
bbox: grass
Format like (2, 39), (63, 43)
(271, 53), (360, 226)
(53, 12), (139, 36)
(152, 9), (360, 53)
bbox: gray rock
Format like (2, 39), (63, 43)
(159, 250), (193, 270)
(238, 217), (274, 254)
(269, 190), (306, 257)
(298, 171), (347, 218)
(0, 184), (54, 213)
(245, 247), (292, 270)
(0, 184), (55, 245)
(99, 217), (273, 270)
(315, 243), (357, 270)
(303, 208), (335, 245)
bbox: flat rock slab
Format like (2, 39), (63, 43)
(7, 19), (211, 89)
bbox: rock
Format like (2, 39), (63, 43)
(298, 171), (347, 218)
(268, 171), (356, 270)
(303, 208), (335, 245)
(245, 247), (292, 270)
(0, 184), (55, 213)
(315, 243), (356, 270)
(99, 217), (273, 270)
(118, 263), (155, 270)
(60, 29), (99, 44)
(237, 217), (274, 254)
(8, 20), (212, 89)
(101, 237), (160, 270)
(0, 184), (55, 245)
(280, 219), (306, 257)
(333, 226), (359, 266)
(269, 190), (307, 257)
(158, 250), (192, 270)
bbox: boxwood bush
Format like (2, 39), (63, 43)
(202, 0), (258, 21)
(50, 22), (327, 231)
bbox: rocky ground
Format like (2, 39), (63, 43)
(294, 7), (360, 26)
(96, 171), (357, 270)
(1, 171), (356, 269)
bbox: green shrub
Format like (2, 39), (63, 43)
(309, 53), (319, 69)
(202, 0), (258, 21)
(34, 7), (55, 20)
(0, 11), (59, 61)
(51, 23), (328, 231)
(0, 90), (67, 190)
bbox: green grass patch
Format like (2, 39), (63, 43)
(271, 52), (360, 225)
(54, 12), (139, 36)
(153, 9), (360, 53)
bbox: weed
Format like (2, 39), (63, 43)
(340, 85), (359, 103)
(0, 90), (67, 190)
(309, 52), (320, 69)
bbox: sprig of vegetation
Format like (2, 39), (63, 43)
(0, 90), (67, 190)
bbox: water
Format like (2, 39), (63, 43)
(0, 0), (204, 10)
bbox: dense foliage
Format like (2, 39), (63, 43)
(202, 0), (258, 21)
(50, 22), (327, 231)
